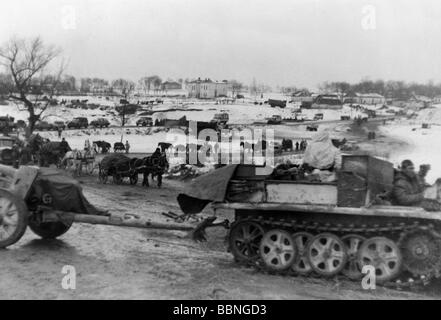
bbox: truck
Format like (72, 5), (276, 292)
(211, 113), (229, 124)
(268, 99), (287, 108)
(313, 113), (324, 121)
(0, 136), (17, 165)
(0, 116), (16, 134)
(67, 117), (89, 129)
(267, 115), (282, 125)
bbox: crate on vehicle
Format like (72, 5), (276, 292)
(338, 155), (394, 207)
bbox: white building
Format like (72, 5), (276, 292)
(353, 93), (386, 105)
(187, 78), (229, 99)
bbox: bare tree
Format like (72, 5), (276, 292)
(229, 79), (243, 98)
(0, 36), (64, 135)
(112, 79), (136, 127)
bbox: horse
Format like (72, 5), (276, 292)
(133, 154), (169, 187)
(27, 134), (70, 167)
(61, 148), (97, 176)
(93, 140), (111, 154)
(158, 142), (172, 153)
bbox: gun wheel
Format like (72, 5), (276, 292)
(0, 189), (28, 248)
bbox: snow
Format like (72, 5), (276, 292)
(380, 122), (441, 184)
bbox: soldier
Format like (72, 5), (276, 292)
(125, 140), (130, 154)
(392, 160), (425, 206)
(60, 138), (70, 154)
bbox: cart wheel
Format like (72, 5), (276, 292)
(0, 189), (29, 248)
(130, 174), (138, 185)
(98, 166), (108, 184)
(28, 219), (73, 239)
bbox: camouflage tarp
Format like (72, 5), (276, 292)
(100, 154), (130, 171)
(31, 168), (106, 215)
(177, 165), (239, 214)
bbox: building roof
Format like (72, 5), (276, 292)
(355, 93), (385, 98)
(411, 94), (432, 102)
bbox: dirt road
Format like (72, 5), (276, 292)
(1, 119), (440, 299)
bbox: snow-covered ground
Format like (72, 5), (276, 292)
(380, 121), (441, 184)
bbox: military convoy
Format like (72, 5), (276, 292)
(212, 155), (441, 286)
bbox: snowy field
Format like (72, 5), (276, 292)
(380, 120), (441, 184)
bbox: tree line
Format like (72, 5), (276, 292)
(317, 80), (441, 100)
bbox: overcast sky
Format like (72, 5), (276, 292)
(1, 0), (441, 89)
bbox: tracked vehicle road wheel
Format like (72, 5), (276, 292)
(229, 221), (264, 262)
(0, 189), (28, 248)
(342, 234), (366, 280)
(260, 229), (297, 271)
(307, 233), (347, 277)
(398, 227), (441, 277)
(292, 232), (313, 275)
(358, 237), (402, 284)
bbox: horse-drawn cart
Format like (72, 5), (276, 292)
(0, 164), (227, 248)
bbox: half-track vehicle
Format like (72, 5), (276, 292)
(210, 155), (441, 287)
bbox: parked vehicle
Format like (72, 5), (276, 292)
(53, 121), (66, 130)
(136, 117), (153, 127)
(268, 99), (287, 108)
(267, 115), (282, 124)
(90, 118), (110, 128)
(340, 115), (351, 121)
(211, 113), (229, 124)
(313, 113), (324, 121)
(67, 117), (89, 129)
(273, 142), (283, 155)
(35, 121), (55, 131)
(0, 116), (16, 133)
(0, 135), (17, 165)
(306, 124), (318, 131)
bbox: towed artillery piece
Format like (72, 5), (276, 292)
(0, 164), (226, 249)
(181, 156), (441, 287)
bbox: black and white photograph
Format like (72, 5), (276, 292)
(1, 0), (441, 303)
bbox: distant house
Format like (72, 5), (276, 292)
(311, 94), (343, 109)
(408, 94), (432, 109)
(161, 81), (182, 91)
(187, 78), (229, 99)
(351, 93), (386, 105)
(433, 96), (441, 104)
(291, 90), (313, 103)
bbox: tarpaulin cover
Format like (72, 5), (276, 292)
(303, 131), (342, 170)
(177, 165), (239, 214)
(31, 168), (105, 215)
(100, 154), (130, 171)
